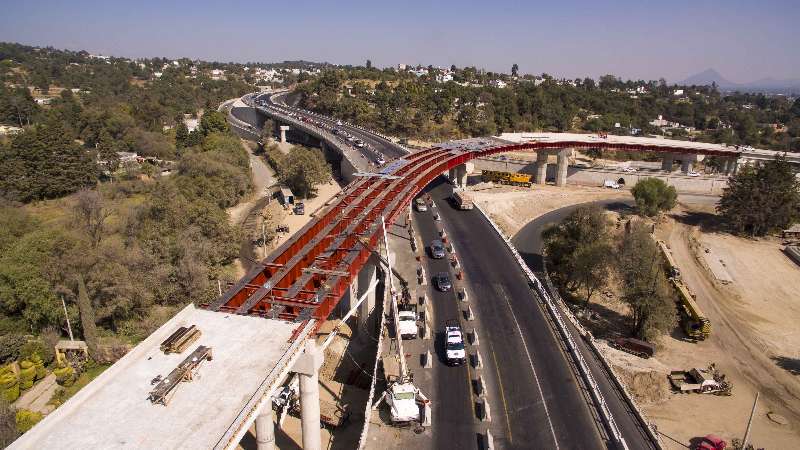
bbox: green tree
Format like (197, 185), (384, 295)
(175, 122), (189, 148)
(511, 63), (519, 77)
(718, 156), (800, 236)
(199, 111), (229, 136)
(631, 178), (677, 216)
(278, 146), (332, 198)
(617, 223), (676, 340)
(366, 59), (372, 69)
(543, 206), (613, 307)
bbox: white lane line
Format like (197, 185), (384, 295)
(496, 284), (560, 450)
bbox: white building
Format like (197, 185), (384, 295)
(397, 63), (407, 71)
(489, 79), (508, 89)
(673, 89), (684, 96)
(436, 73), (453, 83)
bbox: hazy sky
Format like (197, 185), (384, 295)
(2, 0), (798, 83)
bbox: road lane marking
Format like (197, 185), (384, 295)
(496, 284), (560, 450)
(488, 340), (513, 444)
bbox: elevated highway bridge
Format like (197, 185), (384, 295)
(19, 90), (796, 450)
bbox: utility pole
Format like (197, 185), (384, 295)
(61, 295), (74, 341)
(742, 391), (759, 449)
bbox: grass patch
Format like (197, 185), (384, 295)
(47, 363), (112, 408)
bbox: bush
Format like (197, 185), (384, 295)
(53, 365), (75, 387)
(18, 361), (35, 390)
(631, 178), (677, 217)
(15, 409), (42, 433)
(30, 355), (46, 381)
(19, 339), (46, 363)
(0, 372), (19, 403)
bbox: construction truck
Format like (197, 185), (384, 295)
(672, 278), (711, 340)
(481, 169), (533, 187)
(451, 190), (474, 210)
(669, 364), (732, 395)
(657, 240), (681, 279)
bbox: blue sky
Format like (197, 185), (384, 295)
(1, 0), (798, 83)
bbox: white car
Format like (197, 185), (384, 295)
(687, 171), (701, 177)
(444, 321), (466, 366)
(397, 310), (417, 339)
(624, 167), (637, 173)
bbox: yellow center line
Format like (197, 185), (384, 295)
(488, 334), (514, 444)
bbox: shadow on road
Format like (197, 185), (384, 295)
(773, 356), (800, 375)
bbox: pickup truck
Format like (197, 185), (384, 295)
(444, 320), (466, 366)
(397, 310), (418, 340)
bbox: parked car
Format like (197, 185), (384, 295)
(687, 171), (701, 177)
(433, 272), (452, 291)
(293, 202), (305, 215)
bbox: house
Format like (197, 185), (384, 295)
(436, 73), (453, 83)
(153, 72), (163, 78)
(397, 63), (407, 71)
(210, 69), (225, 80)
(489, 79), (508, 89)
(673, 89), (684, 96)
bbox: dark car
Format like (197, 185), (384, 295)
(430, 240), (446, 259)
(293, 202), (305, 215)
(433, 272), (452, 291)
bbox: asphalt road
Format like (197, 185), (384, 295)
(413, 195), (481, 450)
(261, 92), (408, 162)
(512, 199), (659, 450)
(424, 178), (607, 450)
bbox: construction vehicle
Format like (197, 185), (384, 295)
(609, 337), (655, 359)
(669, 364), (732, 395)
(396, 302), (418, 340)
(657, 240), (681, 279)
(656, 240), (710, 339)
(451, 190), (474, 210)
(481, 169), (533, 187)
(672, 278), (711, 340)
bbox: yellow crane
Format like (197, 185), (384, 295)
(481, 170), (533, 187)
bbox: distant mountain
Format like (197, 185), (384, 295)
(680, 69), (736, 88)
(679, 69), (800, 94)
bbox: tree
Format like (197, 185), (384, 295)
(718, 156), (800, 236)
(617, 223), (676, 340)
(511, 63), (519, 77)
(366, 59), (372, 69)
(631, 178), (677, 216)
(175, 121), (189, 148)
(278, 146), (332, 198)
(76, 273), (99, 359)
(199, 110), (229, 136)
(72, 189), (111, 249)
(542, 206), (613, 307)
(0, 398), (17, 448)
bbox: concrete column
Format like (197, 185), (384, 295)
(255, 408), (275, 450)
(534, 150), (548, 185)
(555, 149), (569, 187)
(661, 153), (674, 172)
(279, 125), (290, 144)
(357, 259), (377, 339)
(720, 158), (730, 175)
(299, 340), (321, 450)
(448, 168), (458, 185)
(681, 159), (693, 173)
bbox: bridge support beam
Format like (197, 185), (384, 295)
(534, 150), (548, 185)
(279, 125), (290, 144)
(661, 153), (674, 172)
(681, 159), (693, 174)
(294, 339), (323, 450)
(255, 407), (275, 450)
(556, 149), (570, 187)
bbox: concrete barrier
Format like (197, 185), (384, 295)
(423, 351), (433, 368)
(464, 305), (474, 321)
(474, 375), (485, 397)
(470, 329), (480, 346)
(484, 430), (495, 450)
(471, 351), (483, 368)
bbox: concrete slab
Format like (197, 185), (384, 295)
(10, 305), (299, 450)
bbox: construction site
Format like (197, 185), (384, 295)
(468, 166), (800, 449)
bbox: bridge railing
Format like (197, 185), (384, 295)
(471, 202), (631, 450)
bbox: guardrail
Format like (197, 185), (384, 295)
(540, 262), (663, 449)
(471, 202), (630, 450)
(357, 274), (388, 450)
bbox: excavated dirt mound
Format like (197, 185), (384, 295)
(613, 366), (671, 404)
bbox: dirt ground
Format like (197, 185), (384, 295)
(472, 182), (800, 448)
(470, 182), (629, 236)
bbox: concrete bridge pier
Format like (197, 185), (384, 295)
(680, 154), (704, 174)
(534, 150), (548, 185)
(556, 149), (570, 186)
(661, 153), (675, 172)
(357, 256), (378, 339)
(293, 339), (323, 450)
(279, 126), (290, 144)
(255, 408), (275, 450)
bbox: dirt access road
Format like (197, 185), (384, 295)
(652, 209), (800, 448)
